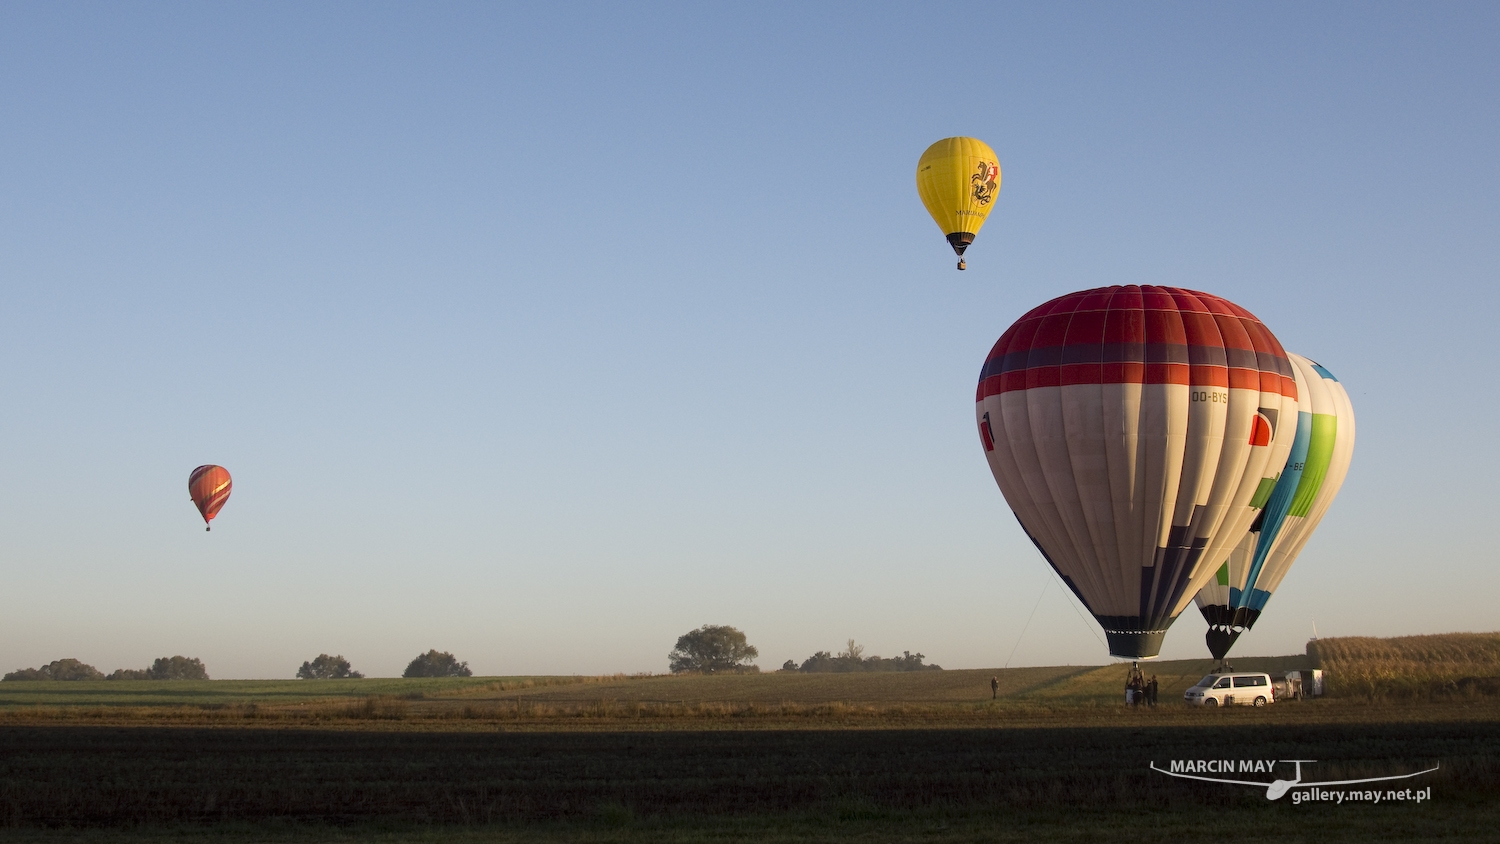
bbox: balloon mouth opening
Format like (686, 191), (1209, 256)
(946, 232), (975, 256)
(1199, 604), (1262, 629)
(1198, 605), (1263, 658)
(1205, 627), (1243, 660)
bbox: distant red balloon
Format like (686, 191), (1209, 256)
(188, 465), (232, 531)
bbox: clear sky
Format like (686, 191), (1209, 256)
(1, 3), (1496, 678)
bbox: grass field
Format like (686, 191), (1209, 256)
(0, 676), (561, 709)
(0, 641), (1495, 842)
(0, 655), (1318, 723)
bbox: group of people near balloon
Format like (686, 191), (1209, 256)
(1126, 663), (1159, 707)
(917, 137), (1353, 663)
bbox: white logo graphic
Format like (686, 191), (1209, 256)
(1149, 759), (1439, 801)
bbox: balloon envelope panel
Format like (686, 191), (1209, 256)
(976, 286), (1299, 658)
(1239, 355), (1356, 609)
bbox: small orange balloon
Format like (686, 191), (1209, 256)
(188, 465), (232, 531)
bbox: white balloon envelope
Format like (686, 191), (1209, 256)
(1194, 352), (1355, 658)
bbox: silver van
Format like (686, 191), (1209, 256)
(1183, 672), (1274, 707)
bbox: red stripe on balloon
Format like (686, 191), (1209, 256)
(978, 286), (1297, 402)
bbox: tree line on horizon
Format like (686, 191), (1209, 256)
(781, 639), (942, 673)
(3, 656), (209, 681)
(667, 626), (940, 674)
(3, 650), (475, 681)
(6, 628), (938, 681)
(299, 650), (475, 679)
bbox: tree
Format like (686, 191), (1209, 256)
(2, 659), (104, 681)
(297, 654), (364, 679)
(668, 625), (759, 674)
(796, 650), (839, 672)
(93, 656), (207, 681)
(147, 656), (209, 680)
(403, 650), (471, 678)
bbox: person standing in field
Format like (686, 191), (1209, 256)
(990, 676), (999, 699)
(1147, 675), (1158, 707)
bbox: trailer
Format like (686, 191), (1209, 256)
(1277, 669), (1325, 699)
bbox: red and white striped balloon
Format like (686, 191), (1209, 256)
(188, 465), (232, 531)
(976, 286), (1300, 658)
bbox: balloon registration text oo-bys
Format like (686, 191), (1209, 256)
(916, 137), (1000, 270)
(188, 464), (232, 531)
(975, 286), (1302, 659)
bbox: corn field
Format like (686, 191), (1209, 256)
(1309, 632), (1500, 699)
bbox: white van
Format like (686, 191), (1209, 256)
(1183, 672), (1275, 707)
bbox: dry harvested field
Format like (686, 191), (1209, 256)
(0, 648), (1496, 842)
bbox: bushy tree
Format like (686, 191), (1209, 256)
(2, 659), (105, 681)
(668, 625), (759, 674)
(146, 656), (210, 680)
(795, 650), (840, 672)
(297, 654), (364, 679)
(403, 650), (471, 678)
(104, 656), (209, 680)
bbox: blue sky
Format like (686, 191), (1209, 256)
(1, 3), (1496, 678)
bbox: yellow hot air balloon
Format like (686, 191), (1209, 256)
(916, 137), (1001, 270)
